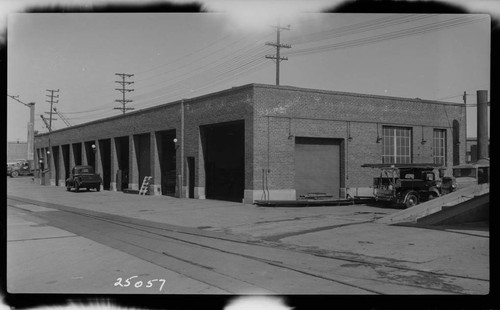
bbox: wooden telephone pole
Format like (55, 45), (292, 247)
(265, 23), (291, 86)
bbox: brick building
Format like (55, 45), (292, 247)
(7, 141), (28, 162)
(34, 84), (466, 203)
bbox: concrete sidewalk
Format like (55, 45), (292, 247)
(7, 177), (489, 285)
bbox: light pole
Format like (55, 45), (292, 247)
(7, 95), (36, 166)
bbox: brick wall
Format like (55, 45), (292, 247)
(7, 142), (28, 161)
(252, 84), (466, 195)
(35, 85), (254, 196)
(34, 83), (466, 201)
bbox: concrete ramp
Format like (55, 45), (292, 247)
(414, 193), (488, 226)
(376, 183), (489, 225)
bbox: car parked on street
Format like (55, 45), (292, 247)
(362, 163), (456, 208)
(7, 160), (33, 177)
(65, 165), (102, 192)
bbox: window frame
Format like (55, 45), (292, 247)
(381, 126), (413, 164)
(433, 128), (447, 165)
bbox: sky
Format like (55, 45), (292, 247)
(7, 6), (492, 142)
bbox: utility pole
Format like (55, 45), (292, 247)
(114, 73), (135, 114)
(265, 23), (291, 86)
(45, 89), (59, 132)
(40, 115), (51, 130)
(45, 89), (59, 178)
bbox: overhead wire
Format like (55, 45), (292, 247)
(68, 15), (488, 124)
(286, 15), (488, 57)
(64, 15), (438, 119)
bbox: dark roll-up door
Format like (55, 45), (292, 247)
(295, 137), (341, 199)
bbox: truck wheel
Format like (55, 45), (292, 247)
(405, 193), (419, 208)
(11, 171), (19, 178)
(428, 191), (440, 201)
(66, 186), (71, 191)
(75, 183), (80, 192)
(96, 186), (100, 192)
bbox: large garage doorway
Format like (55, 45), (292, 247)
(134, 134), (151, 189)
(156, 130), (177, 196)
(295, 137), (341, 199)
(84, 141), (96, 169)
(114, 136), (129, 191)
(61, 145), (70, 181)
(72, 143), (82, 165)
(52, 146), (60, 186)
(99, 139), (111, 190)
(201, 120), (245, 202)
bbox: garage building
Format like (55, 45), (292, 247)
(34, 84), (466, 203)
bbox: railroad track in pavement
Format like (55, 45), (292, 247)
(7, 195), (489, 294)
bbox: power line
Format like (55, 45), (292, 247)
(56, 15), (455, 118)
(287, 15), (487, 58)
(60, 15), (488, 124)
(53, 107), (72, 127)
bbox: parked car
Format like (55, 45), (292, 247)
(7, 160), (33, 177)
(452, 159), (489, 189)
(362, 163), (456, 208)
(65, 165), (102, 192)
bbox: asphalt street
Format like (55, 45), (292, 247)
(6, 177), (489, 294)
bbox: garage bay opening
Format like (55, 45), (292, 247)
(201, 120), (245, 202)
(156, 130), (177, 197)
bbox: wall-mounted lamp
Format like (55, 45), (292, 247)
(421, 139), (427, 145)
(376, 123), (382, 143)
(91, 144), (97, 153)
(347, 121), (353, 142)
(288, 134), (294, 140)
(46, 150), (51, 155)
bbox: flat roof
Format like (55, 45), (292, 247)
(35, 83), (464, 137)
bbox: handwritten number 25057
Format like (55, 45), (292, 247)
(114, 276), (166, 291)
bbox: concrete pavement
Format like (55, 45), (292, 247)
(6, 177), (489, 293)
(7, 206), (228, 294)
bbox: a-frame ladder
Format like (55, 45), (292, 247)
(139, 176), (152, 195)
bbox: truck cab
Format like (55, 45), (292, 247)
(7, 160), (33, 177)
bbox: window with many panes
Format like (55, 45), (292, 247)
(382, 126), (412, 164)
(433, 129), (446, 165)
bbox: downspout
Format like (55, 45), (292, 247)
(180, 99), (185, 198)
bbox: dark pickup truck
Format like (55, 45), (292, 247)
(362, 163), (455, 208)
(65, 165), (102, 192)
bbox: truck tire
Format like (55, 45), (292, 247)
(428, 189), (440, 201)
(404, 192), (419, 209)
(11, 171), (19, 178)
